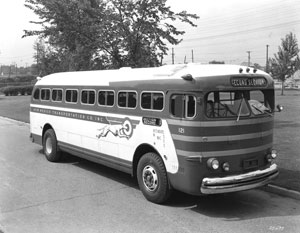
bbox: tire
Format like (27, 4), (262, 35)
(137, 152), (171, 204)
(43, 129), (61, 162)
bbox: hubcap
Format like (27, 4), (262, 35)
(45, 137), (53, 155)
(142, 165), (158, 192)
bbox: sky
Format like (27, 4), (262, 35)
(0, 0), (299, 67)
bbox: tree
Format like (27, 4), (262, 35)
(24, 0), (199, 73)
(269, 32), (300, 95)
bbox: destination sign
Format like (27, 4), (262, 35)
(142, 117), (162, 126)
(231, 77), (267, 87)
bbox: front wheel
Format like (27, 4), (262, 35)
(137, 152), (171, 204)
(43, 129), (61, 162)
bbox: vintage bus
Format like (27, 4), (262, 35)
(30, 63), (280, 203)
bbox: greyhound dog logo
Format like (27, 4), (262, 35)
(96, 117), (137, 139)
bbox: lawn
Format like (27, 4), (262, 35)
(0, 95), (31, 123)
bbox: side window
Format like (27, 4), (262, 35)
(170, 94), (196, 118)
(141, 92), (164, 111)
(98, 90), (115, 106)
(81, 90), (96, 105)
(52, 89), (63, 102)
(118, 91), (137, 109)
(33, 88), (40, 100)
(65, 89), (78, 103)
(41, 88), (50, 101)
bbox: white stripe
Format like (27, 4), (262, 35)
(172, 129), (273, 142)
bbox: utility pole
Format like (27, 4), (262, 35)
(192, 50), (194, 63)
(171, 48), (175, 64)
(266, 45), (269, 73)
(247, 51), (251, 66)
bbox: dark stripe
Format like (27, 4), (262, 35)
(168, 121), (273, 137)
(173, 134), (273, 152)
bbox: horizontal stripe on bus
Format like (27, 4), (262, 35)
(58, 141), (132, 173)
(167, 117), (273, 127)
(168, 121), (273, 137)
(30, 105), (140, 125)
(176, 143), (273, 158)
(173, 134), (273, 152)
(171, 129), (273, 142)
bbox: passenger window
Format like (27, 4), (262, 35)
(118, 91), (137, 108)
(41, 88), (50, 101)
(81, 90), (96, 105)
(33, 88), (40, 100)
(141, 92), (164, 110)
(66, 90), (78, 103)
(52, 89), (63, 102)
(170, 94), (196, 118)
(98, 91), (114, 106)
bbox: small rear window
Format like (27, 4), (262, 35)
(33, 88), (40, 100)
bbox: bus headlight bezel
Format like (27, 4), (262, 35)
(266, 150), (277, 163)
(207, 158), (220, 170)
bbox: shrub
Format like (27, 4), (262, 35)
(2, 85), (34, 96)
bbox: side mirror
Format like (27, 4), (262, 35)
(276, 104), (283, 112)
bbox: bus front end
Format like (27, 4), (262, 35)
(168, 71), (279, 196)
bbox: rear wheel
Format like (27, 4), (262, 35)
(137, 152), (171, 204)
(43, 129), (61, 162)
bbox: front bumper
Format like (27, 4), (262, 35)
(201, 164), (278, 194)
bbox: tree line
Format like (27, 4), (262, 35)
(23, 0), (199, 75)
(23, 0), (300, 96)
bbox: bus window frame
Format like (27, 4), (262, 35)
(81, 89), (96, 106)
(97, 90), (115, 107)
(140, 91), (165, 112)
(170, 93), (197, 119)
(51, 88), (63, 102)
(33, 88), (40, 100)
(117, 90), (138, 109)
(65, 89), (79, 104)
(40, 88), (51, 102)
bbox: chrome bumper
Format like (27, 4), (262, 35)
(201, 164), (278, 194)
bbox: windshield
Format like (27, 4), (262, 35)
(206, 90), (273, 118)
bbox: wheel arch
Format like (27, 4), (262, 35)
(132, 144), (161, 177)
(42, 123), (54, 139)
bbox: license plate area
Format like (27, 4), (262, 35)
(243, 158), (258, 169)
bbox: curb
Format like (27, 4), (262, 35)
(261, 184), (300, 200)
(0, 116), (29, 126)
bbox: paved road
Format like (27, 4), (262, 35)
(0, 117), (300, 233)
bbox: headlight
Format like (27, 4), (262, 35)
(271, 149), (277, 159)
(266, 150), (277, 163)
(207, 158), (219, 170)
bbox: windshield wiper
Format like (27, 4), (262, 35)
(236, 98), (244, 122)
(251, 104), (273, 117)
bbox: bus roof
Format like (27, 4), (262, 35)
(35, 63), (270, 87)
